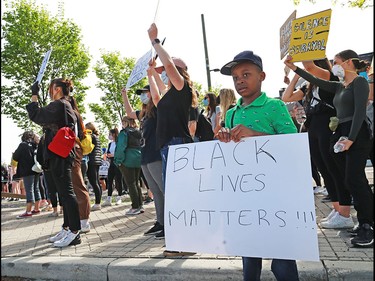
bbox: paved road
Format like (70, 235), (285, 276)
(1, 168), (373, 280)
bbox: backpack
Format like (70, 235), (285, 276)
(79, 129), (95, 155)
(114, 127), (142, 168)
(196, 109), (214, 142)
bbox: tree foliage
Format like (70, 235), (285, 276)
(293, 0), (373, 8)
(1, 0), (91, 132)
(89, 50), (148, 146)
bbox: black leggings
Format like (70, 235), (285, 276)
(107, 160), (123, 197)
(87, 163), (101, 204)
(331, 121), (373, 225)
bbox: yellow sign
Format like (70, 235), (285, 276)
(289, 9), (331, 62)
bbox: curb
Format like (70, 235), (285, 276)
(2, 257), (373, 281)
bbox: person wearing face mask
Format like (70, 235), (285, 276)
(203, 92), (218, 131)
(121, 85), (165, 238)
(282, 59), (354, 230)
(102, 128), (124, 207)
(27, 78), (81, 248)
(285, 49), (373, 248)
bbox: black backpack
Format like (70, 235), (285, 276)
(196, 109), (214, 142)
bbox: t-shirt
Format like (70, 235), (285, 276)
(225, 92), (297, 135)
(136, 108), (161, 164)
(155, 80), (192, 148)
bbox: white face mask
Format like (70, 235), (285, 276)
(161, 71), (169, 85)
(140, 92), (150, 105)
(108, 135), (113, 141)
(332, 64), (345, 79)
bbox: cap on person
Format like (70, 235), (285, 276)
(155, 57), (188, 74)
(220, 50), (263, 75)
(135, 85), (150, 95)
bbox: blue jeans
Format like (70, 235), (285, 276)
(23, 174), (41, 203)
(160, 137), (192, 193)
(242, 257), (299, 281)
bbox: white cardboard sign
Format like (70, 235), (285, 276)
(126, 49), (153, 89)
(35, 49), (52, 83)
(165, 133), (319, 261)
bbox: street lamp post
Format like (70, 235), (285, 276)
(201, 14), (213, 91)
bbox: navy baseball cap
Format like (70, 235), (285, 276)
(135, 85), (150, 95)
(220, 51), (263, 75)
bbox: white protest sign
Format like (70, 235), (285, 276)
(165, 133), (319, 261)
(125, 49), (153, 89)
(35, 49), (52, 83)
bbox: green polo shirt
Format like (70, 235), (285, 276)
(225, 92), (297, 135)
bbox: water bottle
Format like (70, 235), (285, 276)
(333, 136), (348, 153)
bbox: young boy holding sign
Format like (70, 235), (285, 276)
(216, 50), (299, 281)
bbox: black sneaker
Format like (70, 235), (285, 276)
(155, 229), (165, 239)
(321, 196), (331, 203)
(351, 223), (373, 248)
(347, 224), (362, 237)
(144, 222), (163, 236)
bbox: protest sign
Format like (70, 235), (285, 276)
(165, 133), (319, 261)
(280, 10), (297, 60)
(125, 49), (153, 89)
(35, 49), (52, 83)
(289, 9), (331, 62)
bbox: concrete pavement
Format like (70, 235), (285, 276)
(1, 167), (373, 281)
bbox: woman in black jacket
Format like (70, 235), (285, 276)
(85, 122), (103, 210)
(13, 130), (42, 218)
(27, 78), (81, 248)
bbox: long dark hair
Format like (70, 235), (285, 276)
(335, 49), (369, 70)
(205, 92), (217, 118)
(109, 128), (119, 142)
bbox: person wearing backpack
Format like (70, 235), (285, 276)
(115, 116), (143, 216)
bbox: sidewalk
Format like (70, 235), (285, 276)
(1, 167), (373, 281)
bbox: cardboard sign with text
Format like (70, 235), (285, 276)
(35, 49), (52, 83)
(126, 49), (153, 89)
(289, 9), (331, 62)
(280, 10), (297, 60)
(165, 133), (319, 261)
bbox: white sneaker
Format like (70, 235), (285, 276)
(101, 197), (112, 207)
(320, 209), (337, 222)
(115, 196), (122, 205)
(53, 230), (81, 247)
(48, 228), (69, 243)
(125, 208), (141, 215)
(80, 219), (91, 233)
(319, 188), (329, 196)
(320, 213), (354, 229)
(313, 186), (324, 194)
(91, 204), (101, 211)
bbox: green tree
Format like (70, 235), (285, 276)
(89, 50), (147, 146)
(1, 0), (91, 132)
(293, 0), (373, 8)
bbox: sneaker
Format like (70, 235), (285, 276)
(320, 209), (337, 223)
(115, 196), (122, 205)
(155, 229), (165, 239)
(91, 204), (101, 211)
(139, 206), (145, 213)
(80, 223), (91, 234)
(16, 212), (32, 219)
(101, 198), (112, 207)
(321, 195), (331, 203)
(54, 231), (81, 247)
(144, 197), (154, 204)
(347, 224), (361, 237)
(313, 186), (324, 194)
(39, 200), (49, 208)
(48, 228), (69, 243)
(320, 188), (329, 196)
(48, 212), (59, 217)
(351, 223), (374, 247)
(125, 208), (141, 215)
(31, 209), (41, 214)
(320, 213), (354, 229)
(163, 250), (196, 257)
(144, 222), (164, 235)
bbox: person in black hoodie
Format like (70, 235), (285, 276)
(13, 130), (42, 218)
(27, 78), (81, 248)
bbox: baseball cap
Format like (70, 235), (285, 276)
(135, 85), (150, 95)
(155, 57), (188, 74)
(220, 50), (263, 75)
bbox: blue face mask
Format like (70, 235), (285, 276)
(203, 99), (209, 106)
(161, 71), (169, 85)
